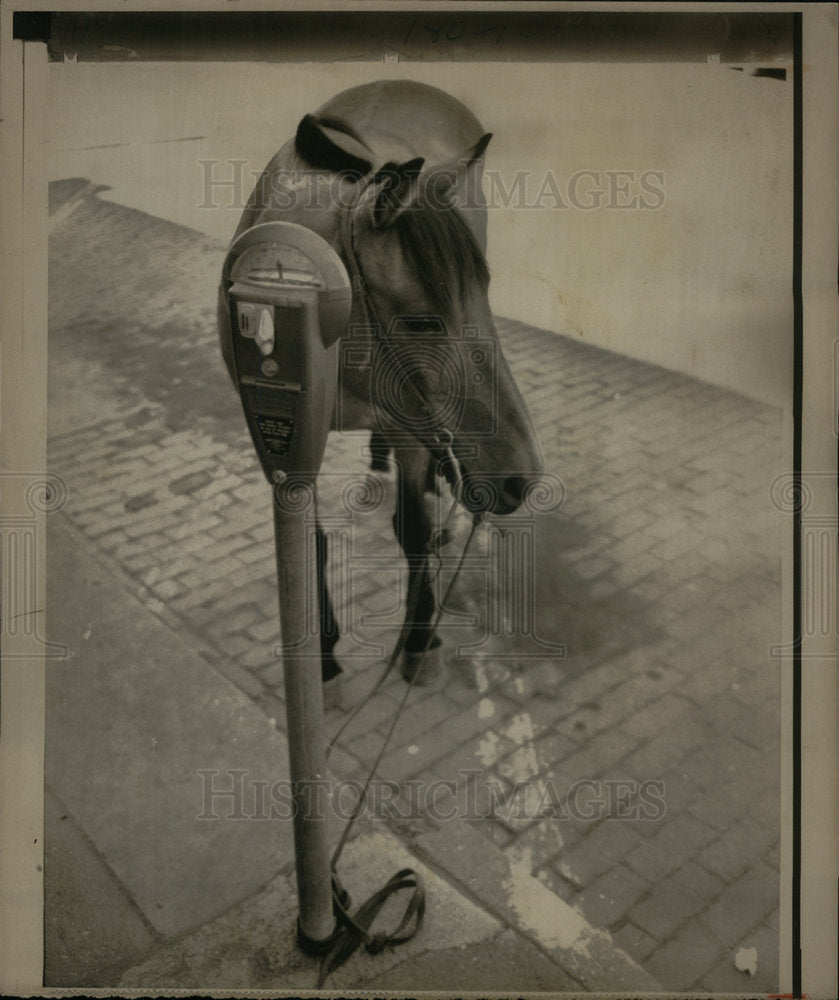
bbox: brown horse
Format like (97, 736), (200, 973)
(220, 80), (543, 684)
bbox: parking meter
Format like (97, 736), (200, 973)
(220, 222), (352, 481)
(220, 221), (353, 948)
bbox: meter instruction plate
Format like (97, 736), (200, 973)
(254, 413), (295, 456)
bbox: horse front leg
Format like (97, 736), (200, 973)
(368, 429), (392, 473)
(315, 521), (343, 707)
(391, 446), (444, 685)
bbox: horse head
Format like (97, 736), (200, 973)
(227, 85), (543, 516)
(221, 83), (548, 686)
(308, 124), (544, 516)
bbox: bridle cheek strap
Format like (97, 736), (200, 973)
(338, 196), (465, 483)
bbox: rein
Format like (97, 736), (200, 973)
(309, 188), (485, 985)
(318, 505), (483, 985)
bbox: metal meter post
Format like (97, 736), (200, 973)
(221, 223), (352, 949)
(272, 473), (333, 945)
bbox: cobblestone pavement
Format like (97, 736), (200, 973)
(48, 183), (784, 992)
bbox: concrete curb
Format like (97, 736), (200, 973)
(47, 511), (662, 992)
(46, 514), (295, 966)
(412, 818), (663, 994)
(115, 816), (659, 993)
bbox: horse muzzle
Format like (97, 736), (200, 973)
(457, 469), (541, 516)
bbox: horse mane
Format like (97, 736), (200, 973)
(295, 113), (489, 312)
(394, 195), (490, 314)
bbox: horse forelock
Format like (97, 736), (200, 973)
(393, 197), (490, 315)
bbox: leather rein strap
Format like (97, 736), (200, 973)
(305, 191), (484, 984)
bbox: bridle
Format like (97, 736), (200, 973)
(337, 186), (465, 501)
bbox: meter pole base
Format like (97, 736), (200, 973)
(296, 917), (342, 956)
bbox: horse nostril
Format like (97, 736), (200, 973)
(458, 472), (535, 514)
(502, 476), (528, 505)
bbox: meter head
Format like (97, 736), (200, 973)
(220, 222), (352, 482)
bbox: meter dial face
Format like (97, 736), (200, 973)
(231, 242), (324, 289)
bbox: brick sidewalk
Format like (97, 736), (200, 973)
(48, 187), (783, 992)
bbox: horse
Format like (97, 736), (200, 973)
(218, 80), (543, 688)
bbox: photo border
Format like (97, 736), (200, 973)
(1, 2), (836, 996)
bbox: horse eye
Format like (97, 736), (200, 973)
(395, 316), (447, 335)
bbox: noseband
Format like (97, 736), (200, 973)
(338, 190), (464, 499)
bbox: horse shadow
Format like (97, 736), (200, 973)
(442, 506), (663, 687)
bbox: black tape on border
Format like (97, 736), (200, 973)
(30, 11), (794, 64)
(13, 11), (52, 42)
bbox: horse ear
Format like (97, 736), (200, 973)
(295, 114), (373, 176)
(469, 132), (493, 164)
(370, 157), (425, 229)
(424, 133), (493, 206)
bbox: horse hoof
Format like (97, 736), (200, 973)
(322, 673), (344, 711)
(400, 643), (445, 687)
